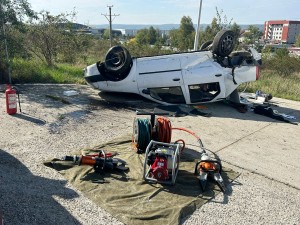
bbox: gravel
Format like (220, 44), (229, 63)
(1, 84), (299, 225)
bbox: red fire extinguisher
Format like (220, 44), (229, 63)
(5, 85), (18, 115)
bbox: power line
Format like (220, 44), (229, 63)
(101, 5), (120, 47)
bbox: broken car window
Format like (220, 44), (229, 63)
(189, 82), (220, 103)
(149, 87), (186, 104)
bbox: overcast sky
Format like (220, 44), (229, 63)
(27, 0), (300, 25)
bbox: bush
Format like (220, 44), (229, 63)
(261, 48), (300, 77)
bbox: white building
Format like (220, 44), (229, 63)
(264, 20), (300, 44)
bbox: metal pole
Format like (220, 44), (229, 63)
(194, 0), (203, 51)
(109, 6), (112, 47)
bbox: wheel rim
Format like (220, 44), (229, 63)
(221, 34), (234, 55)
(108, 51), (124, 67)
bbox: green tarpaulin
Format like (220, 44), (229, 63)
(44, 136), (238, 225)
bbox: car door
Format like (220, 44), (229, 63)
(182, 60), (226, 104)
(136, 56), (186, 104)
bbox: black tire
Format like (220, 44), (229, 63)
(104, 46), (132, 81)
(212, 30), (235, 57)
(199, 40), (213, 51)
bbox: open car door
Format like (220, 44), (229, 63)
(182, 60), (226, 104)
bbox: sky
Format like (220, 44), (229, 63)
(27, 0), (300, 26)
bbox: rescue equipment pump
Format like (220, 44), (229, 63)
(133, 111), (226, 192)
(144, 140), (181, 185)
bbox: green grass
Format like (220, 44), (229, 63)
(11, 58), (86, 84)
(242, 70), (300, 101)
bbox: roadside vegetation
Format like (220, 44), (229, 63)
(1, 1), (300, 101)
(245, 48), (300, 101)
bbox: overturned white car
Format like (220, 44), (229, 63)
(84, 30), (261, 105)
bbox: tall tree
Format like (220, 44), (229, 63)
(243, 25), (262, 44)
(135, 26), (160, 45)
(25, 11), (89, 66)
(0, 0), (35, 25)
(170, 16), (195, 51)
(0, 0), (35, 83)
(230, 22), (241, 49)
(135, 28), (150, 45)
(200, 17), (221, 44)
(178, 16), (195, 50)
(148, 26), (158, 45)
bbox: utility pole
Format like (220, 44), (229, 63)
(102, 5), (119, 47)
(194, 0), (203, 51)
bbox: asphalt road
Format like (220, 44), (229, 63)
(0, 84), (299, 225)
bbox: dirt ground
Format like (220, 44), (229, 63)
(0, 84), (299, 225)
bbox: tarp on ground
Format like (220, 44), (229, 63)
(44, 136), (238, 225)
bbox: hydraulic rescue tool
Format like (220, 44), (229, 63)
(63, 150), (128, 173)
(194, 146), (226, 193)
(143, 140), (181, 185)
(173, 127), (226, 192)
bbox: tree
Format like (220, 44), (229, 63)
(135, 28), (150, 45)
(198, 8), (238, 48)
(148, 26), (158, 45)
(25, 11), (91, 66)
(170, 16), (195, 51)
(0, 0), (35, 83)
(200, 17), (221, 45)
(0, 0), (35, 25)
(215, 8), (232, 30)
(135, 26), (159, 45)
(230, 22), (241, 49)
(102, 29), (110, 39)
(243, 25), (262, 44)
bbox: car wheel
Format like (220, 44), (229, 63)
(199, 40), (213, 51)
(212, 30), (235, 57)
(104, 45), (132, 81)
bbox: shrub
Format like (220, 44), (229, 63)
(261, 48), (300, 77)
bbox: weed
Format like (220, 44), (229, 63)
(11, 58), (85, 84)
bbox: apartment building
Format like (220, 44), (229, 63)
(264, 20), (300, 44)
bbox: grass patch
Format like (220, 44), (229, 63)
(242, 70), (300, 101)
(11, 58), (86, 84)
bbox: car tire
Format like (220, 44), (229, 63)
(199, 40), (213, 51)
(104, 45), (132, 81)
(212, 30), (235, 57)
